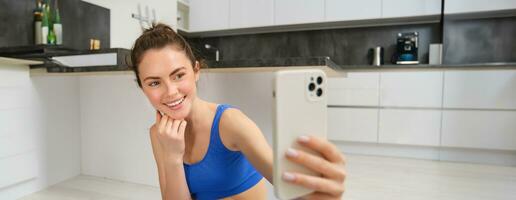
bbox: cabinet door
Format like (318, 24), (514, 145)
(442, 110), (516, 150)
(229, 0), (274, 28)
(378, 109), (441, 146)
(443, 70), (516, 109)
(328, 72), (380, 106)
(383, 0), (442, 18)
(325, 0), (381, 21)
(380, 71), (443, 108)
(328, 108), (379, 143)
(189, 0), (230, 31)
(274, 0), (324, 25)
(445, 0), (516, 14)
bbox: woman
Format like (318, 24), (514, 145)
(130, 23), (346, 200)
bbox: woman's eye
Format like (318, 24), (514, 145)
(148, 81), (159, 87)
(174, 73), (185, 80)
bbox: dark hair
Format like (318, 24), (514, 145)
(130, 23), (200, 88)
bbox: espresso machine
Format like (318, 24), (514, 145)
(395, 32), (419, 64)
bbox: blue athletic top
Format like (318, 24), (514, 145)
(183, 104), (263, 200)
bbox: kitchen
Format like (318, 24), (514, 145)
(1, 0), (516, 200)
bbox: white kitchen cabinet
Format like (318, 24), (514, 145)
(189, 0), (230, 31)
(327, 72), (380, 106)
(229, 0), (274, 29)
(382, 0), (442, 18)
(443, 70), (516, 109)
(274, 0), (325, 25)
(325, 0), (382, 22)
(442, 110), (516, 151)
(328, 108), (379, 143)
(445, 0), (516, 14)
(380, 71), (443, 108)
(378, 109), (441, 146)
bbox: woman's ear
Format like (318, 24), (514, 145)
(194, 61), (200, 82)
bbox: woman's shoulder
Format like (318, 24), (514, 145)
(218, 106), (261, 150)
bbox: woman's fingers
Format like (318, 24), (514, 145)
(165, 116), (174, 135)
(300, 192), (336, 200)
(155, 110), (162, 123)
(178, 120), (187, 137)
(283, 172), (344, 197)
(158, 114), (168, 134)
(297, 136), (345, 165)
(285, 148), (346, 182)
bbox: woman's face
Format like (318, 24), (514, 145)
(138, 46), (200, 120)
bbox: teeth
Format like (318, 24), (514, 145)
(166, 97), (184, 107)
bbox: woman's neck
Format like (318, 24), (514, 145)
(184, 97), (212, 134)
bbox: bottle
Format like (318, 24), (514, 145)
(46, 2), (56, 45)
(53, 0), (62, 45)
(34, 0), (43, 44)
(41, 2), (49, 44)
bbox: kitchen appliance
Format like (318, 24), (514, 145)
(429, 43), (443, 65)
(369, 46), (384, 66)
(395, 32), (419, 64)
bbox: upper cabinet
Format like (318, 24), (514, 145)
(382, 0), (442, 18)
(445, 0), (516, 14)
(274, 0), (325, 25)
(326, 0), (382, 21)
(188, 0), (513, 33)
(229, 0), (274, 28)
(189, 0), (230, 31)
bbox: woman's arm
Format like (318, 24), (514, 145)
(219, 109), (274, 182)
(150, 111), (192, 200)
(220, 109), (346, 199)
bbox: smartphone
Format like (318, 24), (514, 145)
(272, 69), (328, 199)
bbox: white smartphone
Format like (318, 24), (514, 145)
(272, 69), (328, 200)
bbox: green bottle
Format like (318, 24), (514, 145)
(46, 3), (56, 45)
(53, 0), (62, 45)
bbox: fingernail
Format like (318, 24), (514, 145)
(286, 148), (298, 158)
(298, 136), (310, 143)
(283, 172), (295, 182)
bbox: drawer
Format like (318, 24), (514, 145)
(328, 108), (378, 143)
(442, 110), (516, 150)
(443, 70), (516, 109)
(328, 72), (379, 106)
(380, 71), (443, 107)
(378, 109), (441, 146)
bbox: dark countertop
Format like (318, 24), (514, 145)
(0, 45), (132, 73)
(2, 45), (515, 72)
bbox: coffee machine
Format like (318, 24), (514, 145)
(395, 32), (419, 64)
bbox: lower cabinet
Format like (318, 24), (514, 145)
(328, 108), (378, 143)
(378, 109), (441, 146)
(441, 110), (516, 151)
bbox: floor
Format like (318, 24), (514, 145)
(20, 154), (516, 200)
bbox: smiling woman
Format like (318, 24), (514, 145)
(130, 23), (346, 200)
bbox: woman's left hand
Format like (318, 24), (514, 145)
(283, 136), (346, 200)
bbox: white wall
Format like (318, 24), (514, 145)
(82, 0), (177, 49)
(78, 71), (278, 199)
(0, 65), (81, 200)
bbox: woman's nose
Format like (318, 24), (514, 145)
(165, 82), (179, 96)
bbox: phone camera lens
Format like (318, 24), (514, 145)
(316, 88), (323, 97)
(308, 83), (316, 91)
(316, 76), (323, 85)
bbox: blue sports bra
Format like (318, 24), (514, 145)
(183, 104), (263, 199)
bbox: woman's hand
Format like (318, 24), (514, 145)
(150, 110), (188, 164)
(283, 136), (346, 200)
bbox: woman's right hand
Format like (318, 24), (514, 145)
(150, 110), (188, 164)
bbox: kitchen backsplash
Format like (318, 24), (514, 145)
(187, 23), (440, 66)
(0, 0), (110, 50)
(443, 16), (516, 64)
(187, 16), (516, 66)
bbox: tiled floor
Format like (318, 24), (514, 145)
(21, 154), (516, 200)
